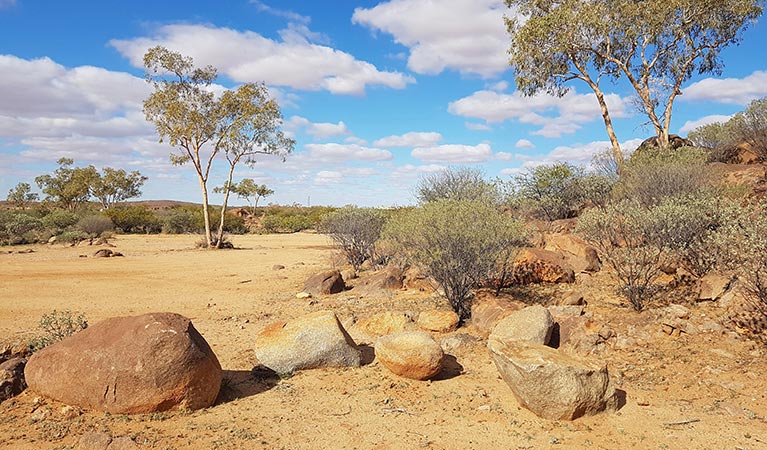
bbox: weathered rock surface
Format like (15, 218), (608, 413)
(697, 274), (733, 302)
(303, 270), (345, 295)
(254, 311), (361, 376)
(439, 333), (482, 355)
(490, 305), (555, 346)
(76, 432), (139, 450)
(355, 267), (404, 294)
(488, 339), (618, 420)
(559, 291), (586, 306)
(470, 296), (520, 337)
(417, 310), (459, 333)
(403, 267), (434, 292)
(513, 249), (575, 284)
(544, 234), (601, 273)
(352, 311), (413, 340)
(376, 331), (443, 380)
(0, 357), (26, 402)
(24, 313), (222, 414)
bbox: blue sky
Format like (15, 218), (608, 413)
(1, 0), (766, 207)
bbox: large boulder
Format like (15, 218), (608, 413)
(375, 331), (443, 380)
(489, 305), (555, 346)
(697, 274), (733, 302)
(24, 313), (222, 414)
(254, 311), (361, 376)
(513, 249), (575, 284)
(351, 311), (413, 341)
(355, 266), (404, 295)
(303, 270), (345, 295)
(543, 234), (601, 273)
(488, 339), (618, 420)
(470, 296), (521, 337)
(0, 357), (26, 402)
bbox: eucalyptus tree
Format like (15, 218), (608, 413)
(7, 183), (38, 209)
(90, 168), (148, 210)
(214, 178), (274, 215)
(143, 46), (293, 247)
(505, 0), (763, 172)
(34, 158), (98, 210)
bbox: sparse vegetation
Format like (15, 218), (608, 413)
(27, 310), (88, 352)
(76, 214), (115, 237)
(322, 207), (387, 271)
(416, 167), (499, 204)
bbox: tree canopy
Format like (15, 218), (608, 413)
(505, 0), (763, 171)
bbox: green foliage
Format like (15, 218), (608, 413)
(383, 199), (527, 320)
(90, 168), (148, 209)
(56, 229), (90, 244)
(689, 96), (767, 162)
(613, 146), (710, 207)
(34, 158), (99, 211)
(27, 310), (88, 353)
(76, 215), (115, 236)
(0, 210), (44, 245)
(41, 209), (79, 231)
(688, 120), (739, 151)
(416, 167), (499, 204)
(215, 179), (274, 215)
(511, 162), (613, 221)
(161, 206), (203, 234)
(6, 182), (38, 209)
(105, 205), (161, 233)
(577, 201), (668, 311)
(321, 207), (388, 271)
(731, 96), (767, 160)
(259, 206), (335, 234)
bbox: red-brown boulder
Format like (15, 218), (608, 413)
(304, 270), (346, 295)
(24, 313), (221, 414)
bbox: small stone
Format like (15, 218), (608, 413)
(376, 331), (444, 381)
(560, 291), (586, 306)
(272, 265), (286, 270)
(296, 292), (312, 299)
(76, 431), (112, 450)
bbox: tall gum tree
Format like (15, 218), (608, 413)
(505, 0), (763, 172)
(143, 46), (293, 247)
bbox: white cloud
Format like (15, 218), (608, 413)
(345, 136), (368, 145)
(514, 138), (643, 170)
(495, 152), (514, 161)
(286, 115), (350, 140)
(515, 139), (535, 149)
(682, 71), (767, 105)
(678, 115), (732, 135)
(373, 131), (443, 147)
(352, 0), (510, 77)
(110, 24), (414, 95)
(448, 89), (628, 137)
(465, 122), (492, 131)
(391, 163), (447, 179)
(250, 1), (310, 25)
(411, 142), (493, 163)
(305, 143), (393, 162)
(489, 80), (509, 92)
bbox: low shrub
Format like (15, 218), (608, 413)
(0, 211), (44, 245)
(41, 209), (79, 231)
(27, 310), (88, 352)
(321, 207), (388, 271)
(76, 214), (114, 236)
(56, 229), (90, 244)
(105, 205), (161, 233)
(416, 166), (500, 204)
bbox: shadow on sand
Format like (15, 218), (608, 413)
(215, 366), (280, 405)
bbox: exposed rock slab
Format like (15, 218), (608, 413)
(488, 339), (618, 420)
(417, 310), (459, 333)
(470, 296), (521, 337)
(490, 305), (554, 346)
(513, 249), (575, 284)
(254, 310), (361, 376)
(24, 313), (222, 414)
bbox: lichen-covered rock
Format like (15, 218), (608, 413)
(376, 331), (443, 380)
(254, 311), (361, 376)
(488, 339), (618, 420)
(24, 313), (222, 414)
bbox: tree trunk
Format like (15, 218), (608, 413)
(594, 90), (624, 173)
(198, 175), (212, 247)
(215, 165), (236, 249)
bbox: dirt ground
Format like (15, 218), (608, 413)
(1, 233), (765, 450)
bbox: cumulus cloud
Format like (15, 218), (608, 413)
(515, 139), (535, 149)
(352, 0), (510, 77)
(448, 89), (628, 137)
(286, 115), (350, 140)
(110, 24), (414, 95)
(373, 131), (443, 147)
(411, 143), (493, 163)
(304, 143), (393, 162)
(465, 122), (492, 131)
(682, 71), (767, 105)
(250, 1), (310, 25)
(513, 138), (643, 170)
(678, 115), (732, 135)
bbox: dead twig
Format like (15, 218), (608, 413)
(326, 407), (351, 417)
(381, 407), (417, 416)
(663, 418), (700, 426)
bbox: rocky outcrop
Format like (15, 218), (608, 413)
(351, 311), (413, 341)
(303, 270), (345, 295)
(470, 296), (521, 337)
(513, 249), (575, 284)
(254, 311), (361, 376)
(488, 339), (618, 420)
(543, 234), (601, 273)
(375, 331), (443, 380)
(0, 357), (26, 402)
(355, 267), (404, 294)
(24, 313), (222, 414)
(417, 310), (459, 333)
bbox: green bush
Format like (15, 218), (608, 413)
(416, 167), (500, 204)
(259, 206), (335, 233)
(27, 310), (88, 352)
(613, 146), (710, 207)
(511, 162), (613, 221)
(577, 201), (668, 311)
(56, 229), (90, 243)
(321, 207), (388, 270)
(161, 207), (203, 234)
(0, 211), (44, 245)
(105, 205), (161, 233)
(41, 209), (79, 231)
(76, 214), (114, 236)
(383, 199), (527, 320)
